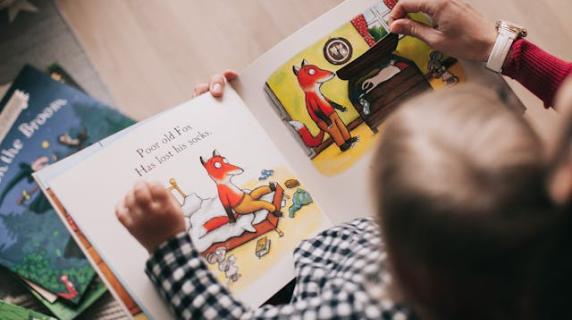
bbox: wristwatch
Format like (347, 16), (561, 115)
(486, 20), (528, 73)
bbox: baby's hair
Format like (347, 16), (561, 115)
(373, 85), (571, 319)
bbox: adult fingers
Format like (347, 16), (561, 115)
(390, 18), (442, 47)
(209, 74), (226, 98)
(389, 0), (439, 22)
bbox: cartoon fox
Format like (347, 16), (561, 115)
(200, 150), (282, 224)
(291, 59), (358, 151)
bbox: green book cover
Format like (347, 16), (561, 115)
(0, 300), (56, 320)
(30, 277), (108, 320)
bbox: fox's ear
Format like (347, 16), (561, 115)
(292, 65), (300, 76)
(301, 59), (308, 67)
(213, 149), (220, 157)
(200, 156), (206, 166)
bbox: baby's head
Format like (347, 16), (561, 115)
(373, 85), (567, 319)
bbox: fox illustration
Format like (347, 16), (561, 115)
(200, 150), (282, 224)
(291, 59), (358, 151)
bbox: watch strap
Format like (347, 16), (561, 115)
(486, 28), (517, 73)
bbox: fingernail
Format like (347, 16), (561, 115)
(212, 83), (222, 95)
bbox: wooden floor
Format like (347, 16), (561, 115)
(57, 0), (572, 139)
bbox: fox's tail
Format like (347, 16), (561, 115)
(288, 121), (324, 148)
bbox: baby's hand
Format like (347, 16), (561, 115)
(116, 181), (186, 253)
(192, 70), (239, 98)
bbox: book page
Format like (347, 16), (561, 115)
(234, 0), (526, 224)
(47, 88), (330, 319)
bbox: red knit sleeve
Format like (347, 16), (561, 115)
(502, 39), (572, 108)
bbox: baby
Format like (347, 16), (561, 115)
(373, 85), (572, 319)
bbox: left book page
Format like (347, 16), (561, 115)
(42, 87), (331, 319)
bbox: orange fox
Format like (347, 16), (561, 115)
(200, 150), (281, 224)
(291, 59), (358, 151)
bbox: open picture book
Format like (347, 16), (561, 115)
(34, 0), (526, 318)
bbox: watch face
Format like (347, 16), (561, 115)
(497, 20), (528, 37)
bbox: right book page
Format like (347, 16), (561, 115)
(235, 0), (525, 224)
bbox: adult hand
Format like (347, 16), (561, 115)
(389, 0), (497, 62)
(192, 70), (239, 98)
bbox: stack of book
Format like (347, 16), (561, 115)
(0, 65), (135, 319)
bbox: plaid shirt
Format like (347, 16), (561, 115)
(146, 218), (415, 319)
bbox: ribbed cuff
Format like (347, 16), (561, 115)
(502, 39), (572, 108)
